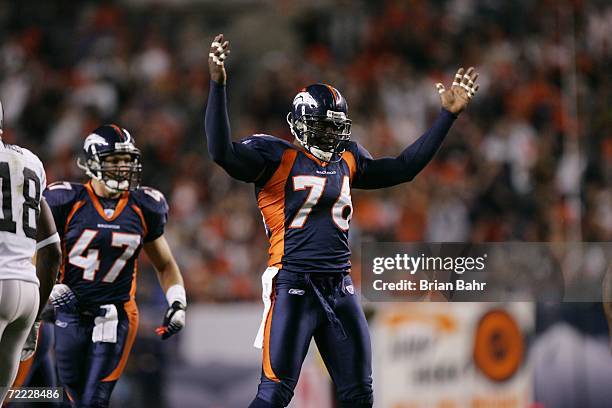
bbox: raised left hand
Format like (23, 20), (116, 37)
(435, 67), (479, 115)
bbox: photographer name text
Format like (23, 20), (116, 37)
(372, 279), (486, 292)
(370, 254), (488, 293)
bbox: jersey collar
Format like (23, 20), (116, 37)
(297, 146), (330, 167)
(85, 181), (129, 222)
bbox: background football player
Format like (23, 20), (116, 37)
(44, 124), (187, 407)
(0, 100), (62, 404)
(205, 34), (479, 408)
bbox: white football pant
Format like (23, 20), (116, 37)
(0, 279), (39, 404)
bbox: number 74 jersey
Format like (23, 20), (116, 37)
(44, 181), (168, 307)
(243, 135), (371, 274)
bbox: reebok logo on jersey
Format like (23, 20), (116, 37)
(55, 320), (68, 328)
(316, 170), (336, 175)
(288, 289), (305, 295)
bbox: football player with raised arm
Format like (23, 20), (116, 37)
(205, 34), (479, 407)
(44, 124), (187, 407)
(0, 100), (62, 405)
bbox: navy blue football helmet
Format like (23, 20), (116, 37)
(287, 83), (351, 162)
(77, 124), (142, 192)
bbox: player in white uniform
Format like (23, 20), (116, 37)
(0, 100), (62, 403)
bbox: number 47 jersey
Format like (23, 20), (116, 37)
(0, 143), (46, 284)
(44, 182), (168, 307)
(243, 135), (371, 274)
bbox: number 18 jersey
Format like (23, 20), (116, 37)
(44, 182), (168, 307)
(242, 135), (371, 274)
(0, 142), (46, 284)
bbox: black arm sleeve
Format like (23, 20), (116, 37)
(204, 80), (267, 182)
(353, 109), (456, 189)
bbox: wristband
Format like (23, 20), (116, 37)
(37, 232), (60, 250)
(166, 284), (186, 307)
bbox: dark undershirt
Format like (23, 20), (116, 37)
(99, 198), (117, 209)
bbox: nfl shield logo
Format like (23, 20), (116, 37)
(346, 285), (355, 295)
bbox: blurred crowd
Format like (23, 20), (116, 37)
(0, 0), (610, 303)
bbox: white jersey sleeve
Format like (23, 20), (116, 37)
(0, 142), (47, 285)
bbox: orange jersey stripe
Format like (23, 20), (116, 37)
(129, 259), (138, 299)
(101, 300), (139, 382)
(300, 146), (329, 167)
(65, 390), (75, 403)
(64, 200), (86, 233)
(85, 181), (129, 222)
(59, 239), (67, 283)
(130, 204), (148, 237)
(341, 150), (357, 183)
(60, 200), (86, 283)
(258, 149), (298, 268)
(262, 295), (279, 382)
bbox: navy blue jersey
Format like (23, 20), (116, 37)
(242, 135), (370, 274)
(44, 182), (168, 306)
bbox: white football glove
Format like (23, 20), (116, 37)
(49, 284), (78, 312)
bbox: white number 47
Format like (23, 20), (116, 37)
(69, 231), (141, 282)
